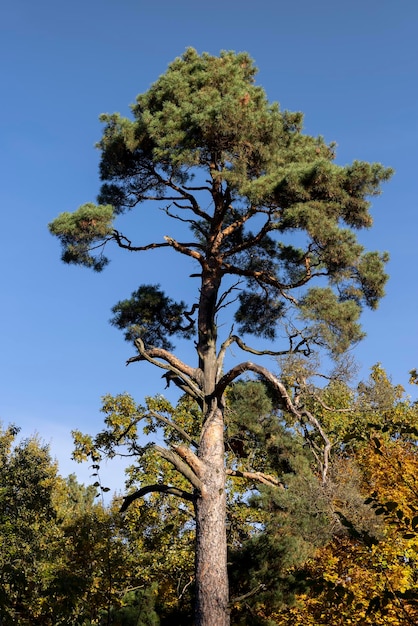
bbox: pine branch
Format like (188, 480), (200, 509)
(215, 282), (242, 314)
(222, 260), (327, 291)
(162, 372), (202, 402)
(154, 170), (212, 221)
(222, 215), (272, 257)
(163, 205), (207, 236)
(183, 302), (199, 327)
(229, 584), (266, 605)
(163, 235), (204, 262)
(130, 338), (196, 378)
(219, 206), (258, 242)
(219, 334), (297, 361)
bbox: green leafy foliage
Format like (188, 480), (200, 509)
(299, 287), (365, 355)
(71, 382), (337, 622)
(0, 427), (60, 624)
(0, 426), (134, 625)
(104, 585), (160, 625)
(3, 367), (417, 624)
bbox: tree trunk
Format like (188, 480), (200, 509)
(194, 259), (229, 624)
(195, 405), (229, 626)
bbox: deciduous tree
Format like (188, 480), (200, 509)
(0, 426), (133, 625)
(0, 426), (62, 624)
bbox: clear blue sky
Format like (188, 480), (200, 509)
(1, 0), (417, 491)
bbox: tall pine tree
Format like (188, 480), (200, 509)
(50, 49), (392, 625)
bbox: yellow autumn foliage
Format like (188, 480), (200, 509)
(271, 431), (418, 625)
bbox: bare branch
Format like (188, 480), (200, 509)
(154, 445), (203, 492)
(215, 282), (242, 314)
(182, 184), (212, 192)
(86, 236), (114, 252)
(216, 332), (295, 382)
(163, 205), (207, 236)
(172, 201), (194, 211)
(279, 288), (299, 306)
(216, 361), (332, 482)
(153, 171), (212, 221)
(120, 484), (195, 512)
(226, 468), (284, 488)
(221, 260), (327, 291)
(163, 235), (204, 262)
(130, 339), (196, 379)
(230, 584), (266, 605)
(222, 214), (272, 257)
(173, 445), (205, 478)
(184, 302), (199, 327)
(300, 424), (327, 476)
(224, 334), (297, 358)
(128, 338), (204, 401)
(135, 194), (196, 202)
(177, 575), (195, 602)
(162, 372), (202, 403)
(112, 230), (172, 253)
(220, 211), (256, 240)
(147, 410), (198, 448)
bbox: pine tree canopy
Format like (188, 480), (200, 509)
(50, 47), (392, 355)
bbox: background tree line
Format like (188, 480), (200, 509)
(1, 364), (417, 625)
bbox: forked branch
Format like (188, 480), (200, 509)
(173, 444), (205, 478)
(218, 334), (298, 364)
(127, 338), (204, 401)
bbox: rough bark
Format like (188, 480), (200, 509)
(195, 406), (229, 626)
(194, 250), (230, 625)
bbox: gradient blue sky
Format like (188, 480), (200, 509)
(1, 0), (417, 491)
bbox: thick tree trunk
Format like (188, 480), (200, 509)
(194, 257), (229, 624)
(195, 406), (229, 626)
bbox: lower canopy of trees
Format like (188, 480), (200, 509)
(1, 367), (417, 625)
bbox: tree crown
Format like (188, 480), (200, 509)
(50, 48), (392, 358)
